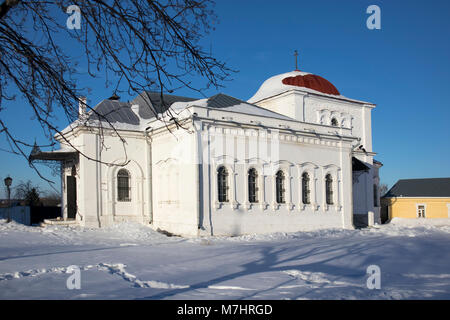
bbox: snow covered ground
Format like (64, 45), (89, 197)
(0, 218), (449, 300)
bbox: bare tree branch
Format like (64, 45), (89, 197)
(0, 0), (232, 183)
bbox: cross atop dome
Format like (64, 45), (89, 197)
(294, 50), (300, 71)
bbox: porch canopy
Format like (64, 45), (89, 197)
(352, 157), (370, 172)
(28, 143), (77, 162)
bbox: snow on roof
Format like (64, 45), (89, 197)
(61, 92), (294, 136)
(248, 70), (373, 105)
(170, 93), (293, 121)
(60, 93), (197, 134)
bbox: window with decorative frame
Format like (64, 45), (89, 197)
(325, 174), (334, 205)
(302, 172), (311, 204)
(248, 168), (258, 203)
(217, 166), (229, 203)
(275, 170), (285, 204)
(117, 169), (131, 202)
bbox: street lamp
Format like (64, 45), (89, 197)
(4, 176), (12, 223)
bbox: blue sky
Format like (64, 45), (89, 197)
(1, 0), (450, 197)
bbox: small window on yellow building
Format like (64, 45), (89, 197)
(417, 205), (425, 218)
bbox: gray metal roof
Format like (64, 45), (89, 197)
(204, 93), (293, 120)
(89, 100), (140, 125)
(206, 93), (248, 109)
(88, 92), (197, 125)
(87, 92), (292, 126)
(131, 91), (197, 116)
(384, 178), (450, 198)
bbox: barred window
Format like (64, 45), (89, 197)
(326, 174), (333, 205)
(276, 170), (285, 204)
(218, 166), (228, 203)
(302, 172), (311, 204)
(117, 169), (130, 202)
(248, 168), (258, 203)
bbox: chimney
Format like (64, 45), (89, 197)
(131, 104), (140, 117)
(108, 93), (120, 101)
(78, 96), (87, 119)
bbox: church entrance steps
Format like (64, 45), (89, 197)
(41, 218), (79, 226)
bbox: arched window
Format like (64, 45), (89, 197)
(248, 168), (258, 203)
(117, 169), (130, 201)
(302, 172), (310, 204)
(217, 166), (228, 203)
(331, 118), (338, 127)
(275, 170), (285, 204)
(325, 174), (333, 205)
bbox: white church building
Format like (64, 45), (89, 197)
(31, 69), (382, 236)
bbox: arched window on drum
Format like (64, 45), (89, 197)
(331, 118), (339, 127)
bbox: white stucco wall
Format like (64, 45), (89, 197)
(150, 127), (199, 236)
(251, 87), (378, 229)
(59, 129), (151, 228)
(254, 90), (375, 153)
(197, 117), (355, 236)
(56, 79), (378, 236)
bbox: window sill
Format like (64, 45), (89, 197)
(298, 203), (318, 211)
(214, 201), (239, 210)
(243, 201), (259, 210)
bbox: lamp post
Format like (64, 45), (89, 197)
(4, 176), (12, 223)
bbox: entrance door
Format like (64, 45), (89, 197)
(417, 205), (425, 218)
(67, 176), (77, 219)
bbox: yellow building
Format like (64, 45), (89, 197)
(382, 178), (450, 220)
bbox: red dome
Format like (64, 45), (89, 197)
(282, 74), (340, 95)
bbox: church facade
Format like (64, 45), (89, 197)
(32, 70), (382, 236)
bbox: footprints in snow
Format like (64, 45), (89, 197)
(0, 263), (189, 290)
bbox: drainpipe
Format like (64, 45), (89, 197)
(97, 134), (103, 226)
(348, 150), (354, 228)
(60, 161), (65, 219)
(347, 139), (363, 229)
(144, 129), (153, 224)
(193, 116), (202, 235)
